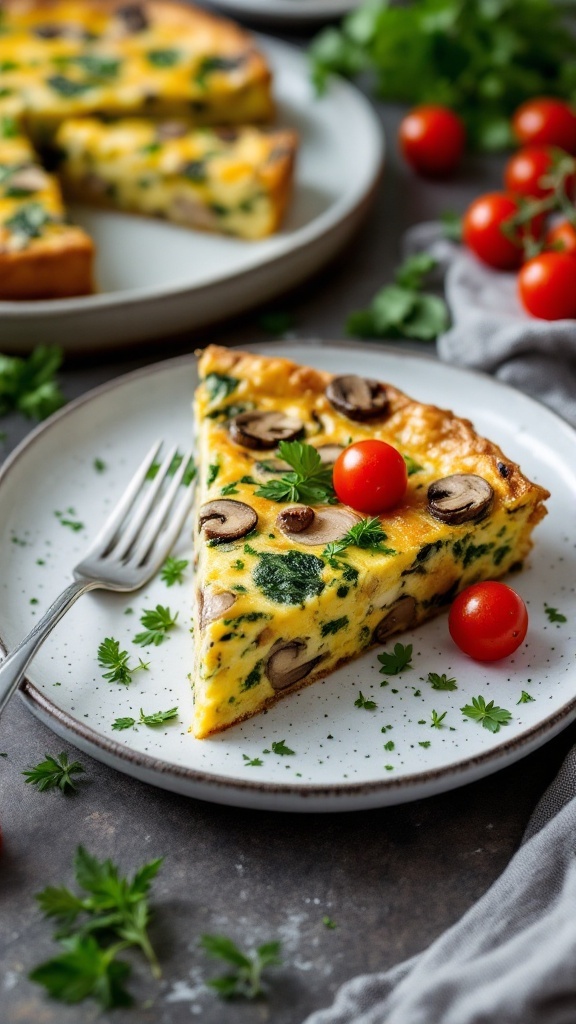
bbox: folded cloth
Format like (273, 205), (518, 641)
(302, 746), (576, 1024)
(403, 222), (576, 430)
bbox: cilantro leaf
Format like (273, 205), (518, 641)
(377, 643), (413, 675)
(22, 752), (84, 793)
(133, 605), (178, 647)
(200, 934), (282, 1000)
(461, 695), (513, 733)
(255, 440), (335, 505)
(271, 739), (295, 756)
(427, 672), (458, 691)
(160, 557), (188, 587)
(354, 690), (378, 710)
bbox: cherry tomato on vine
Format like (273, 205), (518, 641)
(333, 440), (407, 515)
(449, 581), (528, 662)
(463, 192), (542, 271)
(512, 98), (576, 155)
(504, 145), (574, 200)
(546, 220), (576, 256)
(398, 105), (466, 177)
(518, 251), (576, 320)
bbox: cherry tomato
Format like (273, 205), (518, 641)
(463, 192), (542, 271)
(504, 145), (574, 200)
(398, 105), (466, 177)
(333, 440), (407, 515)
(449, 581), (528, 662)
(512, 98), (576, 155)
(546, 220), (576, 256)
(518, 251), (576, 320)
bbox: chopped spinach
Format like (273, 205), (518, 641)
(204, 371), (239, 406)
(321, 616), (349, 637)
(253, 551), (325, 606)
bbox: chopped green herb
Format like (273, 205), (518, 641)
(242, 754), (263, 767)
(200, 933), (281, 1000)
(321, 616), (349, 637)
(323, 516), (395, 562)
(517, 690), (535, 704)
(111, 717), (135, 731)
(195, 54), (245, 88)
(383, 740), (394, 751)
(22, 752), (84, 793)
(232, 559), (244, 570)
(0, 115), (19, 138)
(55, 510), (84, 532)
(431, 709), (447, 729)
(403, 454), (424, 475)
(255, 440), (335, 506)
(253, 550), (325, 606)
(427, 672), (458, 691)
(139, 706), (178, 726)
(544, 604), (567, 623)
(220, 482), (238, 495)
(146, 48), (181, 67)
(461, 695), (512, 733)
(46, 74), (92, 97)
(354, 690), (378, 710)
(97, 637), (148, 685)
(377, 642), (413, 675)
(160, 557), (188, 587)
(93, 457), (106, 473)
(0, 346), (66, 420)
(271, 739), (295, 756)
(323, 916), (337, 929)
(419, 740), (431, 749)
(241, 661), (262, 692)
(346, 254), (448, 342)
(204, 371), (239, 406)
(207, 462), (220, 486)
(133, 605), (178, 647)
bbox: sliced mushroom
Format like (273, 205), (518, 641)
(229, 410), (302, 450)
(115, 3), (149, 32)
(156, 121), (188, 141)
(316, 443), (345, 465)
(276, 506), (315, 534)
(326, 375), (389, 421)
(277, 505), (360, 545)
(265, 638), (323, 691)
(199, 499), (257, 542)
(427, 474), (494, 525)
(9, 166), (49, 193)
(198, 587), (236, 630)
(373, 595), (417, 644)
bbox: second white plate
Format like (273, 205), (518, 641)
(0, 38), (383, 353)
(2, 342), (576, 812)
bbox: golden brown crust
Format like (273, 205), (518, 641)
(0, 231), (94, 299)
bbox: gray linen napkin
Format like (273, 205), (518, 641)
(303, 746), (576, 1024)
(403, 222), (576, 429)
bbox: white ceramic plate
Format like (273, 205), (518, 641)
(207, 0), (362, 25)
(0, 38), (382, 353)
(3, 341), (576, 812)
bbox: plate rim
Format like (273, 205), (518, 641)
(0, 35), (384, 318)
(4, 340), (576, 804)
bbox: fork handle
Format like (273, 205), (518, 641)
(0, 579), (101, 716)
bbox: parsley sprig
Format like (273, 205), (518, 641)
(97, 638), (149, 685)
(255, 441), (335, 505)
(354, 690), (378, 710)
(200, 934), (282, 1000)
(323, 516), (395, 563)
(0, 346), (65, 420)
(160, 557), (188, 586)
(30, 847), (163, 1008)
(133, 605), (178, 647)
(427, 672), (458, 691)
(378, 642), (413, 676)
(112, 707), (179, 730)
(22, 752), (84, 793)
(347, 254), (449, 342)
(461, 695), (512, 733)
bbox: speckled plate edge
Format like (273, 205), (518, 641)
(2, 341), (576, 812)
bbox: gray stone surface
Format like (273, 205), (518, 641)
(0, 34), (572, 1024)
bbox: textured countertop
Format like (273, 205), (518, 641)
(1, 25), (575, 1024)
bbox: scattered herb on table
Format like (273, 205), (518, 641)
(160, 557), (189, 587)
(243, 754), (264, 767)
(354, 690), (378, 710)
(544, 604), (567, 623)
(517, 691), (535, 704)
(29, 846), (163, 1008)
(133, 605), (178, 647)
(378, 642), (413, 676)
(200, 934), (282, 1000)
(323, 916), (337, 929)
(255, 440), (335, 505)
(93, 457), (106, 473)
(139, 707), (178, 726)
(0, 346), (65, 420)
(461, 695), (512, 733)
(55, 509), (84, 532)
(419, 740), (431, 749)
(22, 752), (84, 793)
(346, 254), (448, 342)
(97, 637), (149, 685)
(427, 672), (458, 691)
(384, 740), (395, 751)
(309, 0), (576, 150)
(431, 709), (447, 729)
(271, 739), (295, 756)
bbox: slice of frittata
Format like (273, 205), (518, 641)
(56, 117), (297, 239)
(191, 346), (549, 739)
(0, 115), (94, 299)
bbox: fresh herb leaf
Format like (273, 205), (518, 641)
(93, 457), (106, 473)
(0, 346), (65, 420)
(139, 706), (178, 726)
(431, 709), (447, 729)
(200, 934), (281, 1000)
(133, 605), (178, 647)
(347, 255), (448, 342)
(203, 371), (239, 406)
(271, 740), (295, 756)
(323, 516), (395, 563)
(377, 643), (413, 675)
(242, 754), (263, 767)
(383, 740), (395, 751)
(253, 550), (325, 606)
(419, 740), (431, 749)
(403, 454), (424, 475)
(22, 752), (84, 793)
(255, 440), (335, 505)
(29, 933), (133, 1009)
(321, 615), (349, 637)
(111, 717), (135, 731)
(544, 604), (567, 623)
(160, 557), (188, 586)
(146, 48), (181, 67)
(427, 672), (458, 691)
(323, 916), (337, 929)
(207, 463), (220, 486)
(441, 211), (463, 242)
(517, 690), (535, 704)
(97, 638), (148, 685)
(354, 690), (378, 710)
(461, 695), (512, 733)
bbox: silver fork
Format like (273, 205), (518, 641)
(0, 440), (195, 716)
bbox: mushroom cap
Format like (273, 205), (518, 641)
(229, 410), (303, 450)
(373, 595), (418, 644)
(197, 588), (236, 630)
(276, 506), (315, 534)
(427, 474), (494, 525)
(199, 499), (258, 542)
(265, 638), (324, 691)
(277, 505), (360, 545)
(326, 375), (389, 421)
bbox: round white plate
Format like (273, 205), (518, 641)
(3, 341), (576, 812)
(207, 0), (362, 25)
(0, 38), (382, 353)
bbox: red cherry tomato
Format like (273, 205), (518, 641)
(398, 105), (466, 177)
(449, 581), (528, 662)
(512, 98), (576, 155)
(518, 251), (576, 320)
(333, 440), (407, 515)
(546, 220), (576, 256)
(463, 192), (543, 271)
(504, 145), (574, 200)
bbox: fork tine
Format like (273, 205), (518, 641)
(82, 439), (163, 559)
(112, 443), (179, 560)
(146, 486), (196, 570)
(130, 448), (195, 566)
